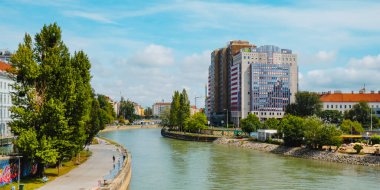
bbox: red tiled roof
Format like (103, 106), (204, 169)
(0, 61), (11, 71)
(320, 93), (380, 102)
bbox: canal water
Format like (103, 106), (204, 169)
(100, 128), (380, 190)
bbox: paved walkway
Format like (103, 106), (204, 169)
(38, 140), (122, 190)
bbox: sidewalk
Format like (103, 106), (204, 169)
(38, 140), (122, 190)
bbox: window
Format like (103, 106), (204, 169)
(327, 105), (329, 109)
(349, 105), (352, 108)
(344, 105), (347, 109)
(335, 105), (338, 108)
(340, 105), (342, 109)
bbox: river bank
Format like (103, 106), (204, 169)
(101, 124), (160, 132)
(161, 128), (219, 142)
(214, 138), (380, 166)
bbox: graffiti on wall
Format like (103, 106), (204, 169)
(0, 159), (18, 186)
(0, 158), (38, 186)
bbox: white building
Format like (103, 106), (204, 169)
(320, 91), (380, 117)
(0, 61), (13, 137)
(152, 102), (171, 116)
(0, 49), (12, 63)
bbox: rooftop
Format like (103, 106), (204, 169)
(320, 93), (380, 102)
(0, 61), (11, 71)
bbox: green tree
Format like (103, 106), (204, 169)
(184, 112), (208, 133)
(169, 91), (180, 128)
(85, 95), (104, 145)
(318, 110), (343, 124)
(262, 118), (280, 129)
(160, 107), (171, 127)
(370, 135), (380, 145)
(119, 97), (137, 123)
(97, 94), (116, 123)
(340, 119), (364, 134)
(144, 107), (153, 118)
(178, 89), (190, 131)
(240, 114), (261, 134)
(9, 23), (93, 176)
(280, 115), (305, 147)
(303, 116), (342, 149)
(285, 91), (322, 117)
(344, 102), (371, 128)
(353, 144), (363, 154)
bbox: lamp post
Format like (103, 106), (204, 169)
(224, 109), (228, 128)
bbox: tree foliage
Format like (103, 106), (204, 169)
(370, 135), (380, 145)
(262, 118), (280, 129)
(184, 112), (208, 133)
(318, 110), (343, 124)
(340, 119), (364, 134)
(240, 114), (261, 134)
(144, 107), (153, 118)
(9, 23), (93, 176)
(344, 102), (372, 128)
(303, 116), (342, 149)
(285, 91), (322, 117)
(169, 91), (180, 128)
(178, 89), (190, 130)
(280, 115), (305, 147)
(119, 97), (137, 123)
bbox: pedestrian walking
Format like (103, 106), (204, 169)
(112, 155), (115, 163)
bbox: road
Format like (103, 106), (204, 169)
(38, 140), (121, 190)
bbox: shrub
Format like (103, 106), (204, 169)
(370, 135), (380, 145)
(353, 144), (363, 154)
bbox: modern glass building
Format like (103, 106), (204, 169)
(231, 45), (298, 124)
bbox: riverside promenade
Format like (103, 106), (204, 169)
(38, 139), (122, 190)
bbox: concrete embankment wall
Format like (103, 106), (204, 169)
(214, 138), (380, 166)
(161, 128), (218, 142)
(100, 139), (132, 190)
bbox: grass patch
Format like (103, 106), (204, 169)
(0, 150), (92, 190)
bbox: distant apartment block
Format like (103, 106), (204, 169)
(0, 61), (14, 137)
(320, 91), (380, 117)
(152, 102), (171, 116)
(230, 45), (298, 124)
(207, 40), (256, 122)
(134, 103), (145, 116)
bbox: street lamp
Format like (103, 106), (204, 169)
(224, 109), (228, 128)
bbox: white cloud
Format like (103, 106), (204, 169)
(348, 54), (380, 69)
(300, 54), (380, 92)
(315, 51), (336, 62)
(63, 10), (115, 24)
(129, 44), (175, 67)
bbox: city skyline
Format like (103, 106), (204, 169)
(1, 0), (380, 107)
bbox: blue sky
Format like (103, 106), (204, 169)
(1, 0), (380, 108)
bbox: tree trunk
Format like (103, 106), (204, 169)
(36, 163), (45, 178)
(57, 160), (61, 176)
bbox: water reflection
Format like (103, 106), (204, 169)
(101, 128), (380, 190)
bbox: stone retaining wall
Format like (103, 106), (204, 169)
(214, 138), (380, 166)
(99, 140), (132, 190)
(161, 128), (218, 142)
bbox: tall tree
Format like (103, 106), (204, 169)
(9, 23), (92, 176)
(178, 89), (190, 131)
(169, 91), (180, 128)
(285, 91), (322, 117)
(240, 114), (261, 134)
(344, 102), (372, 128)
(280, 115), (306, 147)
(318, 110), (343, 124)
(144, 107), (153, 118)
(340, 119), (364, 134)
(118, 97), (136, 123)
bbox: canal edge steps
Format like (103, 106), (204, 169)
(97, 137), (132, 190)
